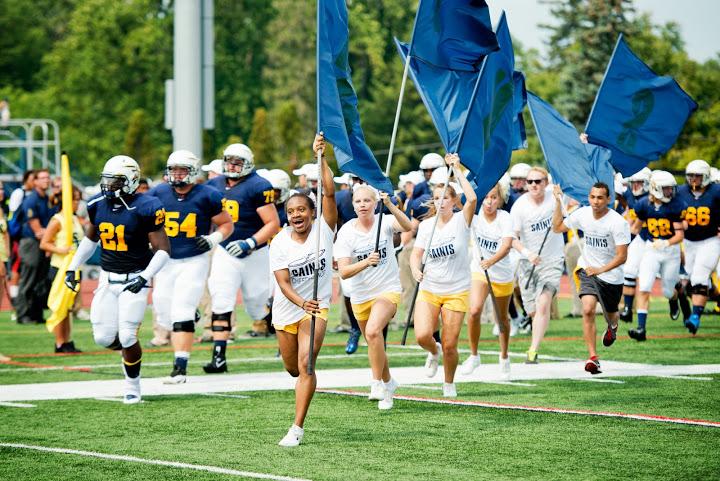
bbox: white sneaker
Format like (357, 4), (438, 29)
(424, 342), (442, 378)
(459, 354), (481, 375)
(499, 356), (511, 380)
(123, 378), (141, 405)
(278, 425), (304, 447)
(492, 323), (500, 336)
(162, 372), (187, 385)
(369, 380), (385, 400)
(442, 382), (457, 398)
(378, 377), (399, 410)
(509, 322), (518, 337)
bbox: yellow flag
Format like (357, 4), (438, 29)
(47, 153), (78, 332)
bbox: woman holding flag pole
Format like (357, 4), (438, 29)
(410, 153), (476, 398)
(270, 133), (337, 447)
(461, 182), (514, 379)
(335, 184), (412, 410)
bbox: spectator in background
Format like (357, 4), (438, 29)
(9, 170), (35, 216)
(201, 159), (223, 180)
(0, 197), (9, 308)
(49, 176), (62, 213)
(0, 98), (10, 127)
(40, 186), (84, 352)
(14, 168), (52, 324)
(8, 170), (36, 304)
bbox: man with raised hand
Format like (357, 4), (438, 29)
(553, 182), (630, 374)
(510, 167), (565, 364)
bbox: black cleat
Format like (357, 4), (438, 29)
(669, 299), (680, 320)
(55, 341), (82, 353)
(619, 306), (633, 323)
(203, 356), (228, 374)
(602, 325), (617, 347)
(628, 327), (647, 342)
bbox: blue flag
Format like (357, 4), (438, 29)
(585, 34), (697, 177)
(512, 70), (528, 150)
(410, 0), (498, 72)
(317, 0), (393, 193)
(395, 12), (517, 200)
(528, 91), (614, 205)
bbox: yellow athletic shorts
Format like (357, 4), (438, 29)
(275, 308), (329, 335)
(418, 290), (469, 313)
(472, 273), (515, 297)
(351, 292), (401, 322)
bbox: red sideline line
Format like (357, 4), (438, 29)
(318, 389), (720, 429)
(0, 359), (92, 373)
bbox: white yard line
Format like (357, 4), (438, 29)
(317, 389), (720, 429)
(574, 378), (626, 384)
(200, 393), (250, 399)
(655, 375), (714, 381)
(0, 402), (35, 408)
(0, 443), (311, 481)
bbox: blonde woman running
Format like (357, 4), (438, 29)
(335, 185), (412, 410)
(270, 134), (337, 447)
(461, 183), (514, 379)
(411, 154), (477, 397)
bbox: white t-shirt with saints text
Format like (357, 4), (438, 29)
(471, 210), (516, 284)
(415, 211), (471, 295)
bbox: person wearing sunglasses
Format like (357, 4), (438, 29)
(509, 167), (565, 364)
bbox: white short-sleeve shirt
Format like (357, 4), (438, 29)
(334, 214), (402, 304)
(510, 192), (565, 260)
(564, 206), (631, 285)
(269, 218), (335, 327)
(471, 210), (516, 284)
(415, 211), (471, 295)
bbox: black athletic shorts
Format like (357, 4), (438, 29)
(577, 268), (622, 313)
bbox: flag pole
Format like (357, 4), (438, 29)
(584, 33), (623, 133)
(308, 145), (323, 375)
(401, 164), (454, 345)
(373, 0), (422, 254)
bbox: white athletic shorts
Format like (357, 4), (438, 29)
(622, 235), (646, 282)
(684, 237), (720, 287)
(91, 269), (149, 348)
(153, 252), (210, 330)
(638, 242), (681, 298)
(208, 245), (269, 320)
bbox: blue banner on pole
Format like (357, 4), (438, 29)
(317, 0), (393, 193)
(585, 34), (697, 177)
(528, 91), (614, 205)
(410, 0), (498, 71)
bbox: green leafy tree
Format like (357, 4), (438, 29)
(248, 108), (279, 168)
(274, 100), (302, 172)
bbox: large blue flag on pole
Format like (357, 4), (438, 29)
(317, 0), (393, 193)
(410, 0), (498, 71)
(528, 91), (614, 204)
(585, 34), (697, 177)
(395, 11), (519, 199)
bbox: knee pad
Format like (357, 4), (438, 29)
(173, 320), (196, 333)
(95, 333), (122, 350)
(624, 277), (636, 288)
(119, 330), (138, 349)
(690, 284), (710, 297)
(211, 312), (232, 332)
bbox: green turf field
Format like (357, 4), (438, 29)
(1, 298), (719, 480)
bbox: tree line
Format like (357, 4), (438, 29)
(1, 0), (717, 183)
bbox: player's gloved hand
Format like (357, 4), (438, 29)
(652, 239), (670, 250)
(226, 236), (257, 258)
(64, 270), (80, 292)
(123, 275), (147, 293)
(196, 231), (224, 253)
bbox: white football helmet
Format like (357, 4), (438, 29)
(100, 155), (140, 199)
(628, 167), (651, 196)
(419, 153), (444, 170)
(428, 166), (449, 187)
(166, 150), (200, 187)
(509, 162), (531, 179)
(614, 172), (627, 196)
(223, 143), (254, 178)
(267, 169), (292, 203)
(711, 167), (720, 184)
(685, 159), (711, 188)
(649, 170), (677, 203)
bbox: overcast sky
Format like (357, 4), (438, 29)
(488, 0), (719, 62)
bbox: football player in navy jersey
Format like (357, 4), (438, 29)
(628, 171), (686, 341)
(65, 155), (169, 403)
(619, 168), (651, 323)
(204, 144), (280, 373)
(148, 151), (233, 383)
(677, 160), (720, 334)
